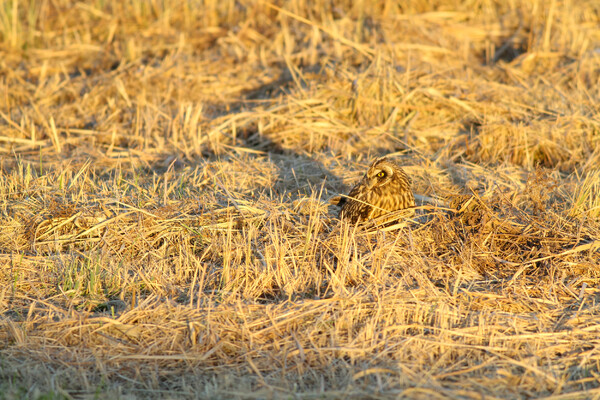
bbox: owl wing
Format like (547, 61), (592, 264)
(339, 181), (374, 223)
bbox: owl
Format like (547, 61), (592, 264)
(336, 157), (415, 224)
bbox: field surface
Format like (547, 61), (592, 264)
(1, 0), (600, 399)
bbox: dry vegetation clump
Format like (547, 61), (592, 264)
(1, 0), (600, 398)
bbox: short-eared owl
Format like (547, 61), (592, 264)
(337, 157), (415, 224)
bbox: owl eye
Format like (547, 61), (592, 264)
(377, 171), (386, 178)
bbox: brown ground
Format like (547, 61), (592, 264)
(1, 1), (600, 399)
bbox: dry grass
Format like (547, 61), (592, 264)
(1, 0), (600, 398)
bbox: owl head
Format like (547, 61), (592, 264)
(363, 157), (408, 190)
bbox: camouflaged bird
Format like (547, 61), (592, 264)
(337, 157), (415, 224)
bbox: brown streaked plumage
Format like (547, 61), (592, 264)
(337, 157), (415, 224)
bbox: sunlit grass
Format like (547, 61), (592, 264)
(0, 0), (599, 398)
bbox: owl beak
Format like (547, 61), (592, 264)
(366, 178), (377, 190)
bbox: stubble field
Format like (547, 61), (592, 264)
(1, 0), (600, 398)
